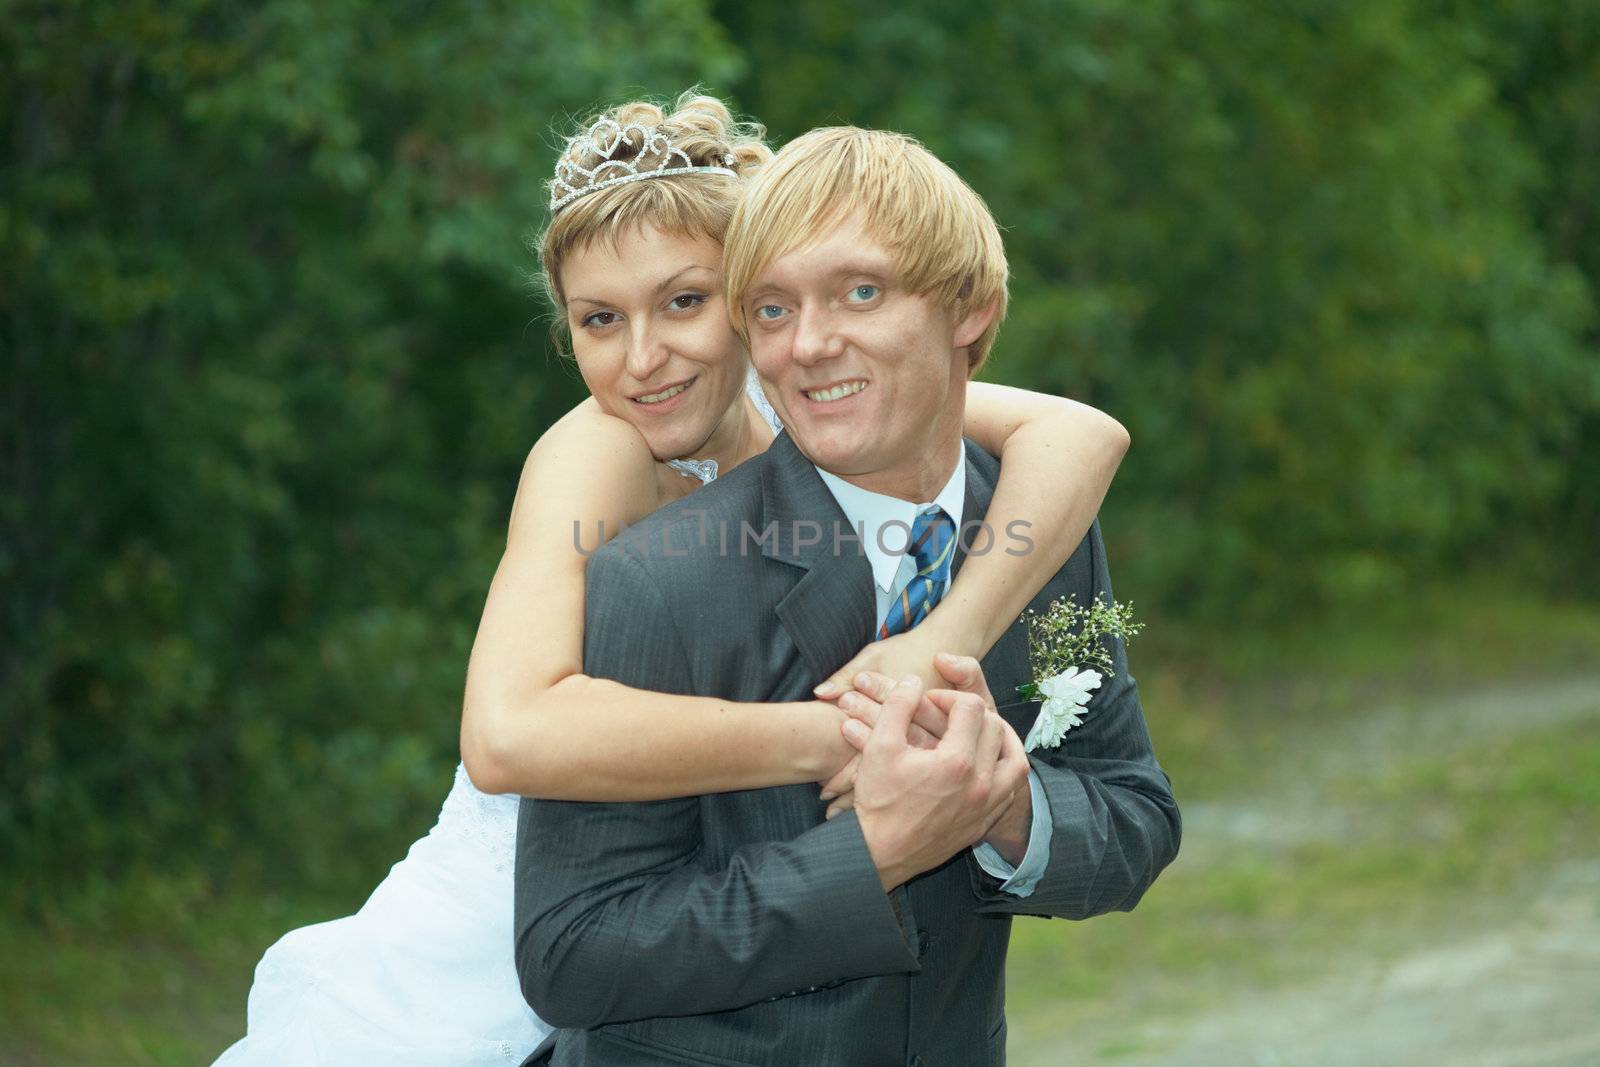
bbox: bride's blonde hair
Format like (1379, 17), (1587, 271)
(535, 91), (771, 353)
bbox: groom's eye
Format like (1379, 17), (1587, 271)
(753, 304), (786, 322)
(845, 284), (880, 303)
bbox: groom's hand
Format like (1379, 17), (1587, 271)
(847, 659), (1034, 866)
(934, 654), (1033, 866)
(818, 674), (945, 816)
(852, 676), (1031, 892)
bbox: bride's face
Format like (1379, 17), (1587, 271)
(561, 225), (748, 462)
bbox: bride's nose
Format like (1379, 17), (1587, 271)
(624, 321), (671, 382)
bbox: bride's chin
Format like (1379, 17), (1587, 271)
(641, 423), (707, 465)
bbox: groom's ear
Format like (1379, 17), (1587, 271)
(952, 297), (999, 351)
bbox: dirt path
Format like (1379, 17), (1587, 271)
(1011, 674), (1600, 1067)
(1185, 673), (1600, 854)
(1026, 861), (1600, 1067)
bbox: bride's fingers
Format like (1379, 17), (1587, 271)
(818, 753), (860, 801)
(852, 670), (898, 701)
(814, 669), (852, 699)
(837, 691), (880, 724)
(909, 697), (950, 741)
(815, 650), (886, 699)
(934, 652), (996, 708)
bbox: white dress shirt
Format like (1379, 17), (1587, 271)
(814, 456), (1053, 897)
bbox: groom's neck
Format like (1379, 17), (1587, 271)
(825, 436), (963, 503)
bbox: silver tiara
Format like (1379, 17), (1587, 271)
(549, 117), (737, 213)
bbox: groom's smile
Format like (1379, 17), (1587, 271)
(800, 377), (869, 404)
(744, 211), (982, 501)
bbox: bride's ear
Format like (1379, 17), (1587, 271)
(953, 298), (999, 350)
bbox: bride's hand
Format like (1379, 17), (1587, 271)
(813, 625), (960, 701)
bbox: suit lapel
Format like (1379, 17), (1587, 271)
(762, 433), (877, 679)
(950, 439), (990, 584)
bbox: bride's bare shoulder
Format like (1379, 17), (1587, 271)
(509, 399), (663, 533)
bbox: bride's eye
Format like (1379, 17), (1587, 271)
(580, 310), (620, 329)
(667, 293), (707, 312)
(845, 284), (880, 303)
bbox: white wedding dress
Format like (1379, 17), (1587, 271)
(215, 373), (783, 1066)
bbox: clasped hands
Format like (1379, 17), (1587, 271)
(814, 645), (1033, 891)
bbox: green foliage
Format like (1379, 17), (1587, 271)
(717, 0), (1599, 614)
(2, 0), (1596, 899)
(1, 0), (740, 894)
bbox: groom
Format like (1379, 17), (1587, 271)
(514, 126), (1180, 1065)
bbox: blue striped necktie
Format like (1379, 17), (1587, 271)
(878, 507), (957, 640)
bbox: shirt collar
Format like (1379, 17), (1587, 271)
(815, 451), (967, 594)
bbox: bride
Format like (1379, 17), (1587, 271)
(214, 92), (1129, 1065)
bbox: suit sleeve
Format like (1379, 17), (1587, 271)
(967, 520), (1182, 918)
(513, 544), (920, 1029)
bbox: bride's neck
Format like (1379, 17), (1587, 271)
(686, 394), (772, 476)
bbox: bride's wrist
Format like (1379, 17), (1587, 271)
(922, 608), (984, 661)
(794, 700), (851, 781)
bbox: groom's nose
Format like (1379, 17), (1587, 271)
(791, 304), (843, 367)
(624, 322), (671, 382)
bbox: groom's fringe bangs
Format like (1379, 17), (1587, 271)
(722, 127), (1009, 374)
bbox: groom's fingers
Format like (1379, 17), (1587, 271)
(973, 709), (1005, 786)
(932, 690), (985, 756)
(996, 716), (1032, 794)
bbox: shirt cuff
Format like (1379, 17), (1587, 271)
(971, 768), (1053, 897)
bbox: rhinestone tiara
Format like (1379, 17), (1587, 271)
(549, 117), (738, 213)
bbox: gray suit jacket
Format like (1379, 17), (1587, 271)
(514, 432), (1180, 1066)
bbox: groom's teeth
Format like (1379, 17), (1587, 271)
(635, 380), (691, 404)
(804, 381), (867, 403)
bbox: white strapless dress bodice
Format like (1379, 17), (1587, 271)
(214, 764), (551, 1065)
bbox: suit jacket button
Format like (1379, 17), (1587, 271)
(916, 929), (932, 957)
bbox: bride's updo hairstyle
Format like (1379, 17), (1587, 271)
(536, 92), (771, 351)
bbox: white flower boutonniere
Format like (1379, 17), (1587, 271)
(1017, 595), (1142, 753)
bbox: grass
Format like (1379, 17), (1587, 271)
(3, 581), (1597, 1065)
(0, 881), (352, 1066)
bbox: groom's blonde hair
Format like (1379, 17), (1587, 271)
(721, 126), (1009, 374)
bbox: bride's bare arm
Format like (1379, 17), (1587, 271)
(817, 384), (1128, 696)
(461, 403), (852, 799)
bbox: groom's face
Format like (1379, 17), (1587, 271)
(742, 212), (981, 501)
